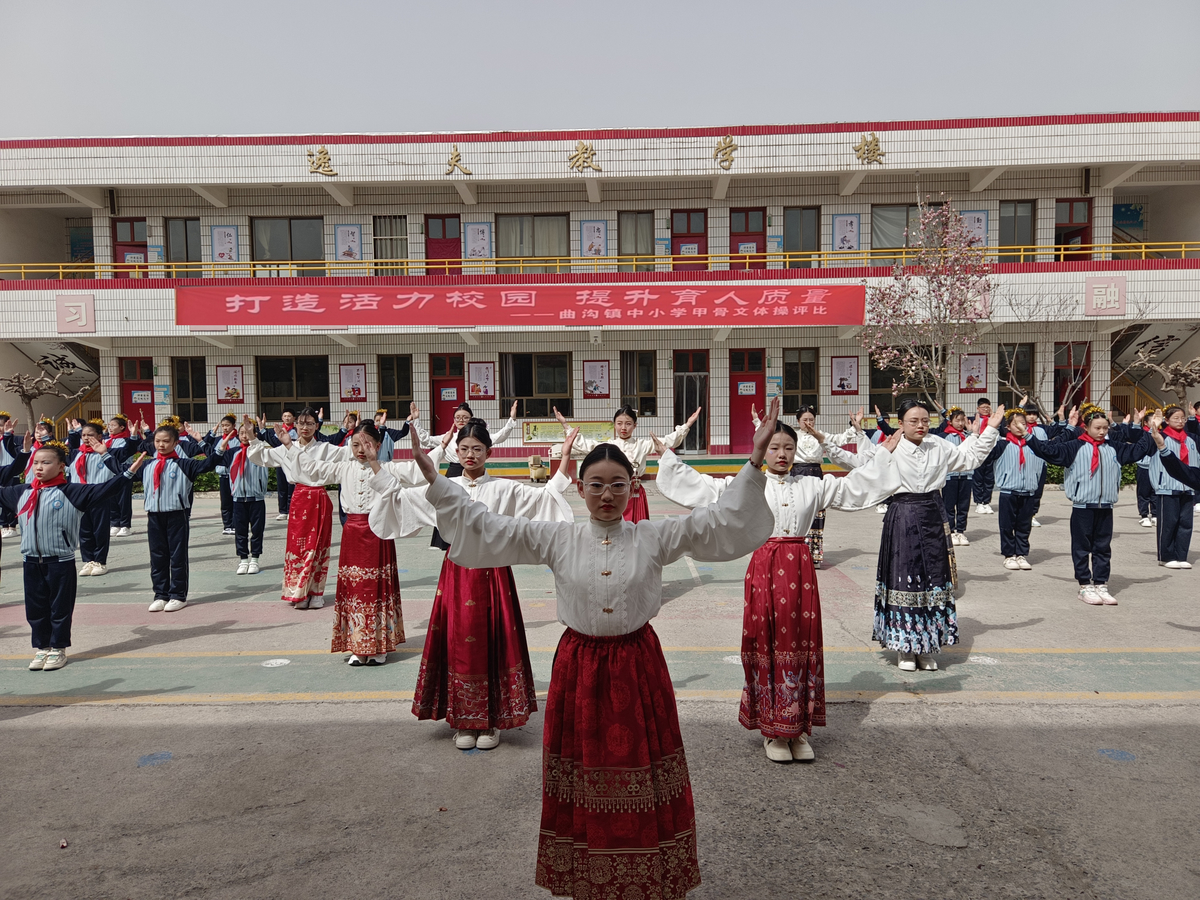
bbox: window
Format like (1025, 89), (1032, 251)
(730, 209), (765, 235)
(672, 351), (709, 452)
(997, 343), (1035, 411)
(672, 210), (706, 236)
(872, 203), (943, 263)
(173, 357), (207, 423)
(783, 207), (819, 268)
(620, 350), (657, 416)
(998, 202), (1036, 262)
(869, 354), (925, 413)
(431, 353), (464, 379)
(496, 214), (569, 273)
(500, 352), (572, 417)
(121, 358), (153, 381)
(1054, 342), (1090, 409)
(373, 216), (408, 275)
(114, 219), (147, 243)
(618, 211), (655, 272)
(783, 349), (819, 414)
(257, 356), (330, 420)
(252, 218), (325, 274)
(377, 355), (413, 419)
(165, 218), (201, 274)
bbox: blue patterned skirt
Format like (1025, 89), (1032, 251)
(873, 491), (959, 654)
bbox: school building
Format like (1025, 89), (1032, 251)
(2, 112), (1199, 461)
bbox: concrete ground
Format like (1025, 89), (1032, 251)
(2, 487), (1198, 899)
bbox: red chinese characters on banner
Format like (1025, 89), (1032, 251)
(176, 283), (865, 327)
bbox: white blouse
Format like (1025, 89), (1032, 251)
(861, 427), (998, 494)
(367, 468), (573, 540)
(414, 417), (519, 453)
(246, 438), (348, 487)
(567, 423), (692, 477)
(656, 447), (901, 539)
(297, 449), (443, 515)
(426, 463), (774, 636)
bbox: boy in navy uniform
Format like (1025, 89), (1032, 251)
(971, 398), (997, 513)
(66, 419), (135, 576)
(224, 417), (269, 575)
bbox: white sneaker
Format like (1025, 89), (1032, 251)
(347, 654), (366, 666)
(293, 598), (310, 609)
(308, 596), (325, 609)
(110, 526), (119, 536)
(236, 559), (250, 575)
(898, 651), (918, 671)
(986, 504), (995, 514)
(1180, 561), (1194, 569)
(1151, 517), (1158, 525)
(1, 526), (17, 538)
(148, 598), (167, 612)
(1016, 556), (1032, 570)
(1140, 517), (1154, 528)
(454, 730), (478, 749)
(1078, 585), (1103, 606)
(950, 533), (960, 546)
(367, 653), (387, 666)
(1164, 560), (1185, 569)
(790, 734), (815, 761)
(29, 649), (49, 671)
(275, 513), (287, 521)
(975, 503), (987, 514)
(1031, 518), (1042, 527)
(79, 561), (96, 576)
(164, 599), (187, 612)
(763, 738), (793, 762)
(42, 649), (68, 671)
(1094, 584), (1117, 606)
(917, 653), (939, 671)
(247, 557), (260, 575)
(877, 504), (888, 514)
(475, 729), (500, 750)
(91, 563), (107, 576)
(117, 527), (131, 537)
(957, 533), (970, 546)
(1004, 557), (1020, 570)
(222, 527), (236, 536)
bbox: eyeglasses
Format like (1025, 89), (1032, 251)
(583, 481), (630, 495)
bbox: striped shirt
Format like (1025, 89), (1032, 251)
(937, 431), (975, 478)
(1149, 433), (1200, 494)
(137, 453), (221, 512)
(994, 426), (1047, 494)
(205, 432), (241, 475)
(0, 476), (132, 560)
(67, 449), (119, 485)
(0, 432), (16, 468)
(229, 454), (269, 500)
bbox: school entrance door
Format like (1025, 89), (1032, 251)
(430, 353), (465, 435)
(672, 350), (708, 453)
(119, 357), (155, 425)
(729, 349), (765, 454)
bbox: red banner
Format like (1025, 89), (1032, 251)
(175, 283), (864, 328)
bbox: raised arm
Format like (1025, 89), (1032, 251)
(944, 408), (1005, 472)
(490, 415), (519, 445)
(1025, 432), (1079, 467)
(818, 441), (901, 510)
(663, 407), (701, 449)
(1113, 430), (1156, 465)
(655, 448), (735, 509)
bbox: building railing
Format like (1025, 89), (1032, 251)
(2, 242), (1200, 281)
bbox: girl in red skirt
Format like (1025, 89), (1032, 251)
(296, 422), (429, 665)
(555, 403), (702, 522)
(368, 419), (575, 750)
(407, 401), (779, 900)
(656, 421), (901, 763)
(247, 407), (346, 609)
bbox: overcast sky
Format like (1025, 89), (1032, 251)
(3, 0), (1198, 139)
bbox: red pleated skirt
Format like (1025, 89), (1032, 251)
(739, 537), (825, 738)
(282, 484), (333, 604)
(623, 483), (651, 523)
(537, 623), (701, 900)
(412, 558), (537, 729)
(329, 514), (404, 656)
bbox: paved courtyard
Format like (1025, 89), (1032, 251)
(2, 485), (1198, 899)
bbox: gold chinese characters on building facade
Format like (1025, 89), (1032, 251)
(567, 141), (602, 173)
(853, 133), (885, 165)
(713, 135), (738, 170)
(307, 146), (338, 176)
(445, 144), (472, 176)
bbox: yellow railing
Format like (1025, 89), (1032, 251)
(2, 242), (1199, 281)
(1110, 375), (1165, 414)
(53, 386), (102, 440)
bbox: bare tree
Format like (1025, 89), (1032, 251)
(0, 355), (91, 428)
(1129, 333), (1200, 405)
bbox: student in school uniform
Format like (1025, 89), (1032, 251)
(1149, 405), (1199, 569)
(223, 418), (269, 575)
(104, 414), (138, 537)
(66, 419), (134, 576)
(0, 412), (21, 537)
(24, 417), (57, 481)
(0, 437), (146, 671)
(936, 407), (976, 546)
(135, 423), (224, 612)
(203, 415), (240, 536)
(971, 398), (997, 514)
(988, 408), (1047, 570)
(1025, 404), (1156, 605)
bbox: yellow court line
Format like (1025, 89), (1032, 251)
(3, 689), (1200, 707)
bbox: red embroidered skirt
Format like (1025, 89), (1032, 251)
(282, 484), (333, 604)
(412, 558), (537, 729)
(537, 623), (700, 900)
(739, 537), (825, 739)
(329, 514), (404, 656)
(623, 482), (651, 523)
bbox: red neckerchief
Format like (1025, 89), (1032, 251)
(943, 425), (966, 439)
(228, 443), (247, 489)
(153, 451), (179, 491)
(74, 444), (95, 482)
(1077, 433), (1105, 475)
(20, 473), (67, 517)
(105, 428), (129, 449)
(1163, 426), (1190, 464)
(1005, 432), (1027, 465)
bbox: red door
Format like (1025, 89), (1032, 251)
(112, 218), (148, 278)
(119, 357), (156, 426)
(671, 209), (707, 271)
(425, 215), (462, 275)
(430, 353), (466, 435)
(729, 349), (765, 454)
(1055, 199), (1091, 261)
(729, 208), (766, 270)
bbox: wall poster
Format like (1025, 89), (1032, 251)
(211, 226), (239, 263)
(582, 360), (610, 398)
(465, 222), (492, 259)
(959, 353), (988, 393)
(339, 364), (367, 400)
(335, 224), (363, 261)
(580, 221), (607, 258)
(960, 210), (988, 246)
(468, 361), (496, 399)
(831, 356), (859, 394)
(216, 365), (244, 404)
